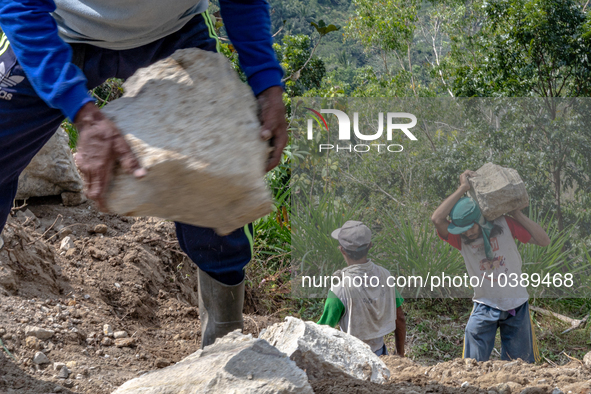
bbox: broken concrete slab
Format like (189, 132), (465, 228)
(468, 162), (529, 221)
(111, 330), (313, 394)
(16, 127), (83, 200)
(102, 48), (272, 235)
(260, 317), (390, 383)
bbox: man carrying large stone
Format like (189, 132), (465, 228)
(0, 0), (287, 347)
(431, 170), (550, 362)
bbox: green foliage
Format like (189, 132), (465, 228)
(91, 78), (124, 105)
(61, 121), (78, 150)
(218, 41), (247, 83)
(374, 214), (465, 298)
(347, 0), (419, 58)
(275, 34), (327, 97)
(310, 20), (341, 36)
(451, 0), (591, 97)
(254, 149), (292, 258)
(292, 192), (361, 286)
(472, 99), (591, 232)
(346, 0), (420, 94)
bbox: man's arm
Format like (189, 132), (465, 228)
(431, 170), (478, 238)
(218, 0), (283, 95)
(394, 306), (406, 357)
(0, 1), (143, 209)
(507, 209), (551, 247)
(0, 0), (92, 120)
(219, 0), (287, 171)
(317, 291), (345, 328)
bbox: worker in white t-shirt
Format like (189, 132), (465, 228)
(432, 170), (551, 362)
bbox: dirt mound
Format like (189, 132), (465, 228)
(0, 201), (279, 394)
(0, 215), (68, 298)
(312, 356), (591, 394)
(1, 202), (201, 316)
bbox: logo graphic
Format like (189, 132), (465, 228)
(0, 62), (24, 101)
(305, 107), (417, 153)
(304, 108), (329, 134)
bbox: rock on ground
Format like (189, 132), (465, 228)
(16, 127), (83, 200)
(33, 351), (50, 364)
(102, 48), (272, 235)
(61, 191), (87, 206)
(468, 162), (529, 221)
(25, 325), (55, 340)
(584, 350), (591, 366)
(111, 330), (313, 394)
(260, 317), (390, 383)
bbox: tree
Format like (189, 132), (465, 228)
(452, 0), (591, 97)
(448, 0), (591, 231)
(274, 20), (340, 97)
(346, 0), (420, 93)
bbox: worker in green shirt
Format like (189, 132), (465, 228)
(317, 221), (406, 356)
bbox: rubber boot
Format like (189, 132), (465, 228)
(198, 268), (244, 348)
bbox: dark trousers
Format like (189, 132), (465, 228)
(0, 14), (251, 285)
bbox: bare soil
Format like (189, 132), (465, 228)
(0, 200), (278, 394)
(312, 356), (591, 394)
(1, 200), (590, 394)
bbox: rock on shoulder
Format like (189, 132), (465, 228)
(260, 316), (390, 383)
(468, 162), (529, 221)
(102, 48), (272, 235)
(111, 331), (313, 394)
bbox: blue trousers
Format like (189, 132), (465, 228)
(0, 14), (252, 286)
(463, 301), (539, 363)
(374, 343), (389, 356)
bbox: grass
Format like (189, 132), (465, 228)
(393, 298), (472, 363)
(373, 214), (466, 298)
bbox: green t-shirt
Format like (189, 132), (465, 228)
(317, 288), (404, 328)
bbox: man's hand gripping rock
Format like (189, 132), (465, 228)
(74, 102), (146, 211)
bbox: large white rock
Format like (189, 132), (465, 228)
(584, 351), (591, 367)
(468, 162), (529, 221)
(111, 331), (313, 394)
(16, 127), (83, 200)
(102, 48), (272, 235)
(260, 317), (390, 383)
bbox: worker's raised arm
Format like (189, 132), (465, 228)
(431, 170), (478, 238)
(0, 0), (93, 121)
(508, 209), (551, 247)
